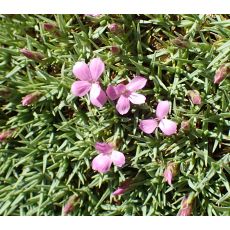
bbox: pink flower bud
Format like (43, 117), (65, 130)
(177, 193), (194, 216)
(214, 65), (229, 84)
(20, 48), (45, 61)
(181, 120), (190, 132)
(163, 162), (178, 185)
(63, 195), (77, 215)
(43, 23), (56, 31)
(108, 23), (122, 34)
(112, 179), (132, 196)
(21, 92), (42, 106)
(0, 130), (14, 142)
(187, 90), (201, 105)
(110, 45), (120, 55)
(43, 23), (61, 36)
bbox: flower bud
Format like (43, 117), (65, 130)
(20, 48), (45, 61)
(172, 37), (190, 48)
(43, 23), (56, 31)
(163, 162), (178, 185)
(110, 45), (120, 55)
(181, 120), (190, 132)
(187, 90), (201, 105)
(63, 195), (77, 215)
(108, 23), (122, 34)
(43, 23), (61, 36)
(21, 92), (42, 106)
(0, 130), (14, 142)
(112, 179), (132, 196)
(214, 64), (230, 84)
(177, 193), (194, 216)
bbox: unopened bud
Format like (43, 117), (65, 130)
(172, 37), (190, 48)
(110, 45), (120, 55)
(0, 130), (14, 142)
(112, 179), (132, 196)
(181, 120), (190, 132)
(43, 23), (61, 36)
(63, 195), (77, 215)
(20, 48), (45, 61)
(187, 90), (201, 105)
(21, 92), (42, 106)
(177, 193), (194, 216)
(163, 162), (178, 185)
(108, 23), (122, 34)
(214, 64), (230, 84)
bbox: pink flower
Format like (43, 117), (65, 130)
(139, 101), (177, 136)
(71, 58), (107, 108)
(187, 90), (201, 105)
(163, 162), (178, 185)
(106, 76), (147, 115)
(92, 142), (125, 173)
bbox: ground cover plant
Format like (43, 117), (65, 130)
(0, 14), (229, 216)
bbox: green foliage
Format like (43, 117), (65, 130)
(0, 14), (229, 216)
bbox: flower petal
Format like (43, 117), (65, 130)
(92, 154), (112, 173)
(129, 92), (146, 104)
(116, 95), (130, 115)
(106, 85), (119, 100)
(111, 150), (125, 167)
(71, 81), (91, 97)
(116, 84), (126, 95)
(126, 76), (147, 92)
(139, 119), (158, 134)
(73, 61), (92, 81)
(90, 83), (107, 107)
(163, 169), (172, 185)
(95, 142), (113, 154)
(89, 58), (105, 81)
(158, 119), (177, 136)
(112, 187), (126, 196)
(156, 101), (170, 120)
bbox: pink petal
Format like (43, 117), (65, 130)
(73, 61), (92, 81)
(95, 142), (113, 154)
(106, 85), (119, 100)
(116, 84), (126, 95)
(158, 119), (177, 136)
(139, 119), (158, 134)
(126, 76), (147, 92)
(92, 154), (112, 173)
(163, 169), (172, 185)
(111, 150), (125, 167)
(90, 83), (107, 107)
(128, 92), (146, 104)
(71, 81), (91, 97)
(112, 187), (126, 196)
(116, 95), (130, 115)
(89, 58), (105, 81)
(156, 101), (170, 120)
